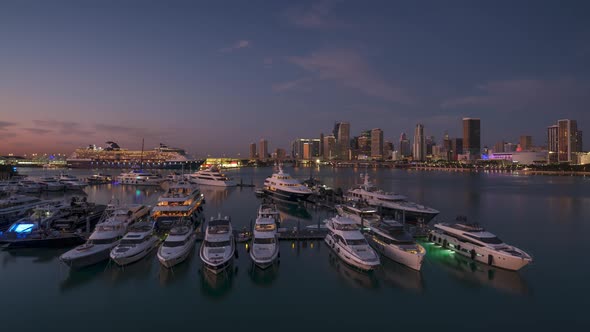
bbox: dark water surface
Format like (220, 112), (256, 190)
(2, 167), (589, 331)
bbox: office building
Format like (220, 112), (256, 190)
(413, 123), (425, 161)
(399, 133), (411, 158)
(259, 139), (268, 161)
(462, 118), (481, 160)
(249, 143), (257, 159)
(371, 128), (384, 159)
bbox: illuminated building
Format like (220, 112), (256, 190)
(462, 118), (481, 160)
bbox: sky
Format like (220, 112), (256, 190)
(1, 0), (589, 156)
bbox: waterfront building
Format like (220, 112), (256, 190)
(426, 136), (435, 156)
(450, 138), (463, 161)
(291, 138), (321, 160)
(319, 133), (324, 157)
(371, 128), (384, 160)
(274, 148), (286, 161)
(557, 119), (579, 163)
(259, 139), (269, 161)
(249, 143), (257, 160)
(384, 141), (394, 160)
(575, 152), (590, 165)
(504, 142), (517, 152)
(333, 121), (351, 160)
(462, 118), (481, 160)
(399, 133), (411, 158)
(323, 135), (337, 160)
(519, 135), (532, 151)
(547, 125), (559, 163)
(488, 151), (548, 165)
(413, 124), (426, 161)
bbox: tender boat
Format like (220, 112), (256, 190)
(429, 221), (533, 271)
(38, 177), (65, 191)
(157, 220), (197, 268)
(58, 173), (88, 190)
(59, 204), (150, 269)
(365, 220), (426, 271)
(250, 213), (279, 269)
(117, 169), (164, 186)
(200, 215), (235, 274)
(152, 180), (203, 230)
(346, 174), (439, 224)
(186, 166), (237, 187)
(324, 216), (380, 271)
(263, 166), (312, 203)
(110, 222), (160, 266)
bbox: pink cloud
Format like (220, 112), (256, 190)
(220, 40), (252, 53)
(271, 77), (312, 92)
(283, 0), (346, 29)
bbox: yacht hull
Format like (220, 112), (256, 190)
(264, 188), (311, 204)
(365, 234), (424, 271)
(191, 179), (236, 187)
(250, 246), (279, 269)
(0, 234), (85, 249)
(202, 257), (233, 274)
(324, 234), (379, 271)
(157, 234), (196, 268)
(111, 239), (159, 266)
(60, 244), (114, 269)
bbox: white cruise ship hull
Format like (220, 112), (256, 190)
(324, 234), (379, 271)
(366, 235), (424, 271)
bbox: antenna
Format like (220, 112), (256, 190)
(139, 138), (145, 170)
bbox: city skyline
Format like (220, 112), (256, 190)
(1, 1), (589, 155)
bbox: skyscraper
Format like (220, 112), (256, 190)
(319, 133), (324, 157)
(413, 123), (425, 161)
(399, 133), (411, 157)
(463, 118), (481, 160)
(519, 135), (532, 151)
(426, 136), (435, 155)
(547, 125), (558, 163)
(558, 119), (578, 162)
(291, 138), (321, 160)
(371, 128), (384, 159)
(249, 142), (257, 159)
(323, 135), (336, 160)
(259, 139), (268, 161)
(333, 121), (350, 160)
(494, 140), (505, 153)
(384, 141), (394, 160)
(451, 138), (463, 161)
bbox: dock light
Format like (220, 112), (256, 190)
(291, 242), (295, 249)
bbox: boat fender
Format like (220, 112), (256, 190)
(487, 254), (493, 266)
(470, 249), (476, 260)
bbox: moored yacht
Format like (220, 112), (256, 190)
(17, 179), (42, 193)
(117, 169), (164, 186)
(110, 222), (160, 266)
(250, 211), (279, 269)
(324, 216), (380, 271)
(0, 195), (49, 227)
(58, 173), (88, 190)
(38, 177), (65, 191)
(157, 220), (197, 268)
(86, 173), (112, 185)
(346, 174), (439, 224)
(263, 166), (312, 203)
(365, 220), (426, 271)
(186, 166), (236, 187)
(200, 215), (235, 274)
(59, 204), (150, 269)
(336, 201), (381, 226)
(152, 180), (203, 230)
(430, 221), (532, 271)
(257, 202), (281, 224)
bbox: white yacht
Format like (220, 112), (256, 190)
(0, 195), (49, 226)
(430, 222), (533, 271)
(117, 169), (164, 186)
(365, 220), (426, 271)
(263, 166), (312, 203)
(200, 215), (235, 274)
(336, 202), (381, 226)
(346, 174), (439, 224)
(58, 173), (88, 190)
(324, 216), (380, 271)
(17, 179), (43, 193)
(152, 180), (203, 230)
(59, 204), (150, 269)
(250, 211), (279, 269)
(38, 177), (65, 191)
(257, 202), (281, 224)
(110, 222), (160, 266)
(187, 166), (237, 187)
(157, 221), (197, 268)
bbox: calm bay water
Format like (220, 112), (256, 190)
(2, 167), (589, 331)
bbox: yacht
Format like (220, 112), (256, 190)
(0, 219), (86, 249)
(430, 222), (533, 271)
(152, 180), (203, 230)
(263, 166), (313, 203)
(200, 215), (235, 274)
(257, 202), (281, 224)
(250, 213), (279, 269)
(324, 216), (380, 271)
(59, 204), (150, 269)
(186, 166), (237, 187)
(17, 179), (42, 193)
(0, 195), (49, 227)
(86, 173), (112, 185)
(0, 179), (20, 193)
(346, 174), (439, 224)
(58, 173), (88, 190)
(336, 201), (381, 226)
(110, 222), (160, 266)
(117, 169), (164, 186)
(157, 220), (197, 268)
(365, 220), (426, 271)
(38, 177), (65, 191)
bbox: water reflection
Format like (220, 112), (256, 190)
(60, 262), (109, 293)
(199, 265), (238, 299)
(377, 258), (424, 292)
(248, 261), (280, 287)
(107, 252), (156, 284)
(423, 243), (530, 295)
(327, 252), (379, 289)
(199, 186), (234, 206)
(2, 248), (63, 266)
(276, 202), (312, 221)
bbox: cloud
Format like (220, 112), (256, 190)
(32, 120), (94, 136)
(263, 57), (273, 68)
(21, 128), (53, 135)
(0, 121), (17, 130)
(285, 49), (412, 104)
(272, 77), (313, 92)
(441, 78), (590, 112)
(220, 40), (251, 53)
(94, 123), (163, 138)
(283, 0), (344, 29)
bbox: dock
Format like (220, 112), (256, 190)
(192, 228), (327, 242)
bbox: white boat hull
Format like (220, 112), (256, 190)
(157, 234), (196, 268)
(190, 178), (236, 187)
(324, 234), (379, 271)
(366, 235), (424, 271)
(111, 238), (159, 266)
(250, 245), (279, 269)
(60, 243), (116, 269)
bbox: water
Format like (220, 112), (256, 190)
(2, 167), (589, 331)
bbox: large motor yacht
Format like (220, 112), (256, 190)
(346, 174), (439, 224)
(250, 207), (280, 269)
(187, 166), (237, 187)
(38, 177), (65, 192)
(152, 180), (203, 230)
(59, 204), (150, 269)
(324, 216), (380, 271)
(117, 169), (164, 186)
(17, 179), (43, 193)
(58, 173), (88, 190)
(0, 195), (49, 227)
(365, 220), (426, 271)
(430, 221), (533, 271)
(257, 202), (281, 224)
(263, 166), (312, 203)
(157, 220), (197, 268)
(110, 222), (160, 266)
(200, 215), (235, 274)
(336, 201), (381, 226)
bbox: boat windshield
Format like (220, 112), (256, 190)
(334, 223), (358, 231)
(89, 237), (118, 245)
(205, 240), (230, 247)
(120, 238), (144, 245)
(163, 239), (186, 247)
(346, 239), (367, 246)
(255, 224), (276, 232)
(254, 237), (275, 244)
(465, 233), (503, 244)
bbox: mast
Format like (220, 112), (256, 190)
(140, 138), (145, 169)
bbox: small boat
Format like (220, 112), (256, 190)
(86, 173), (112, 185)
(117, 169), (164, 186)
(254, 188), (266, 198)
(157, 220), (196, 268)
(110, 222), (160, 266)
(236, 229), (252, 243)
(200, 215), (235, 274)
(186, 165), (237, 187)
(324, 216), (380, 271)
(250, 213), (279, 269)
(365, 220), (426, 271)
(263, 165), (312, 203)
(336, 201), (380, 226)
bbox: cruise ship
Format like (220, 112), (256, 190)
(186, 166), (237, 187)
(263, 166), (313, 203)
(66, 141), (203, 169)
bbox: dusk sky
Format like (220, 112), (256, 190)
(1, 0), (589, 156)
